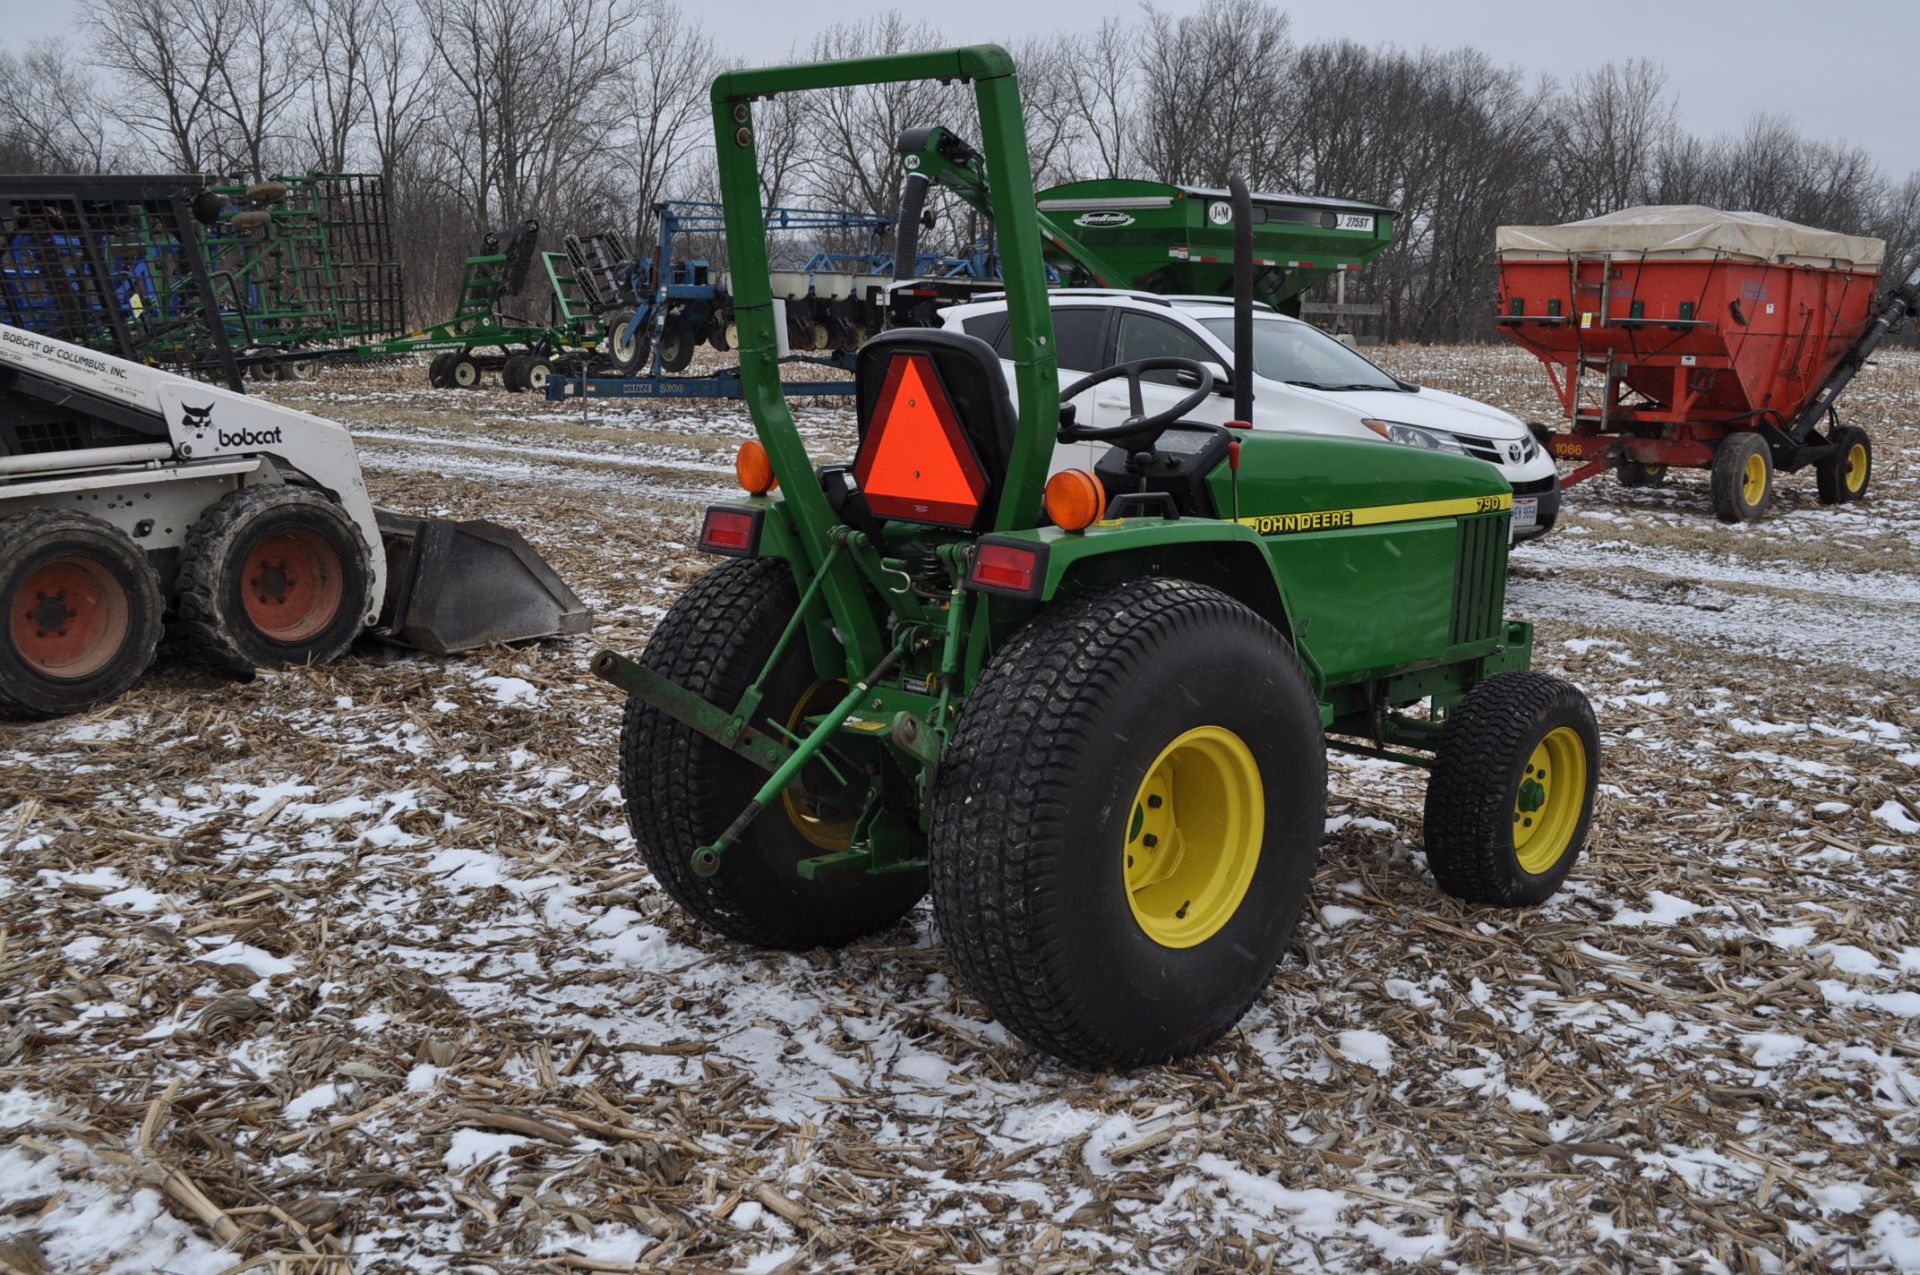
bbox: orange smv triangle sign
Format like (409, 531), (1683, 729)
(853, 351), (988, 527)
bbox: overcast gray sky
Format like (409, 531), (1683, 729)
(4, 0), (1915, 178)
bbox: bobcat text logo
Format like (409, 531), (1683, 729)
(216, 426), (285, 449)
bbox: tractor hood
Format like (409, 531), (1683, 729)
(1209, 429), (1512, 528)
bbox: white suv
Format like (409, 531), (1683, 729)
(942, 291), (1560, 539)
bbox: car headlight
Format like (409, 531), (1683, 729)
(1363, 419), (1469, 456)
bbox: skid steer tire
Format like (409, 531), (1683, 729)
(177, 486), (373, 675)
(1815, 425), (1871, 505)
(0, 511), (164, 719)
(1423, 672), (1599, 907)
(619, 557), (926, 950)
(928, 579), (1325, 1068)
(1710, 432), (1772, 522)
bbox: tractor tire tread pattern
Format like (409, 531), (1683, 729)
(927, 577), (1322, 1067)
(0, 510), (164, 719)
(1423, 670), (1598, 907)
(176, 485), (374, 676)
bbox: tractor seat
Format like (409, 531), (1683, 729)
(843, 328), (1017, 532)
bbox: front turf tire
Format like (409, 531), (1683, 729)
(1423, 671), (1599, 906)
(928, 579), (1325, 1069)
(618, 557), (927, 950)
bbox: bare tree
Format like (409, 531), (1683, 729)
(1137, 0), (1291, 188)
(202, 0), (305, 174)
(86, 0), (230, 170)
(1056, 19), (1137, 181)
(0, 40), (118, 170)
(618, 6), (715, 252)
(295, 0), (377, 172)
(420, 0), (637, 231)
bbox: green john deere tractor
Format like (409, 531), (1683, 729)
(596, 46), (1601, 1069)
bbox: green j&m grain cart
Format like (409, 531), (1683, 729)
(595, 46), (1602, 1068)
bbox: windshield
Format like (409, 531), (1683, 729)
(1198, 317), (1405, 391)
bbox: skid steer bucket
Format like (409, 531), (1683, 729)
(373, 511), (591, 653)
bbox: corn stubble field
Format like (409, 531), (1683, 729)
(2, 344), (1918, 1274)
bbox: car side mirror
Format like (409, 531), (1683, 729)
(1174, 361), (1233, 395)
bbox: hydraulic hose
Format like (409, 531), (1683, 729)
(894, 172), (930, 281)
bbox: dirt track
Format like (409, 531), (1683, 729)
(3, 345), (1917, 1273)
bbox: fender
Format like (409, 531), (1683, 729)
(969, 519), (1321, 690)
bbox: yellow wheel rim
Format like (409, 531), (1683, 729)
(1741, 452), (1768, 506)
(1845, 442), (1868, 494)
(1123, 726), (1263, 949)
(1512, 726), (1588, 875)
(780, 679), (857, 852)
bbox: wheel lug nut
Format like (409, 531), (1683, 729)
(1142, 834), (1158, 848)
(1147, 795), (1163, 809)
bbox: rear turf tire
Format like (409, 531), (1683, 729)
(1815, 425), (1871, 505)
(1710, 432), (1772, 522)
(177, 486), (374, 675)
(619, 557), (927, 949)
(928, 579), (1325, 1068)
(1423, 671), (1599, 907)
(0, 511), (163, 719)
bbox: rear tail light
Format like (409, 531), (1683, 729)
(698, 505), (762, 557)
(966, 539), (1047, 599)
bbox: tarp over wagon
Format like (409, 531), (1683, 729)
(1495, 205), (1884, 271)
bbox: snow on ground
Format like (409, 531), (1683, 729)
(2, 346), (1918, 1272)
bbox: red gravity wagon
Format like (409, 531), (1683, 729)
(1494, 205), (1919, 521)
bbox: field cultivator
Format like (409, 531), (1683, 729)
(1497, 205), (1920, 520)
(357, 219), (608, 391)
(553, 201), (904, 402)
(0, 174), (245, 388)
(0, 172), (407, 384)
(201, 172), (407, 366)
(595, 46), (1601, 1070)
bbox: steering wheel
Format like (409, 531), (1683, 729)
(1057, 357), (1214, 448)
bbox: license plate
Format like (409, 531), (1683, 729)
(1512, 497), (1538, 528)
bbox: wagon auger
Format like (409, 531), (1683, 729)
(597, 45), (1602, 1069)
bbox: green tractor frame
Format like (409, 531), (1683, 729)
(597, 46), (1602, 1068)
